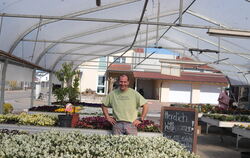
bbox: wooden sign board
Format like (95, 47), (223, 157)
(160, 107), (198, 153)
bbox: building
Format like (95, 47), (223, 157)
(78, 49), (228, 104)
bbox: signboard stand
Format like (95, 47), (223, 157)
(160, 107), (198, 153)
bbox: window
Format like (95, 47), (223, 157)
(98, 57), (107, 70)
(113, 56), (126, 63)
(97, 76), (105, 94)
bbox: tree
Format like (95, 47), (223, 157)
(53, 63), (80, 104)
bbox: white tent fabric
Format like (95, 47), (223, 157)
(6, 64), (32, 82)
(0, 0), (250, 85)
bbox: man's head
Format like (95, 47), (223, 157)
(119, 74), (129, 91)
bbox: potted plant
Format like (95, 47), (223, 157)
(54, 62), (80, 127)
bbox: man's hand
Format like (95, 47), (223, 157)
(101, 105), (116, 125)
(132, 119), (142, 127)
(106, 116), (116, 125)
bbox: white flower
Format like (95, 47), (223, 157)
(0, 131), (199, 158)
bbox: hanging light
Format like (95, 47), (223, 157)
(96, 0), (101, 6)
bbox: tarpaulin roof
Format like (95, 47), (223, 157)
(0, 0), (250, 85)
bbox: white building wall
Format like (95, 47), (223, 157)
(81, 68), (98, 92)
(79, 57), (107, 94)
(199, 85), (222, 104)
(161, 81), (170, 102)
(134, 53), (175, 72)
(169, 83), (192, 103)
(192, 84), (200, 104)
(160, 81), (225, 104)
(40, 73), (49, 82)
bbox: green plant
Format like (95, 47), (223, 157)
(53, 63), (80, 104)
(53, 88), (68, 105)
(68, 73), (80, 103)
(3, 103), (13, 114)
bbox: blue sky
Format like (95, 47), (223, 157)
(145, 48), (179, 56)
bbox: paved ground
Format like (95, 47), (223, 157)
(3, 90), (250, 158)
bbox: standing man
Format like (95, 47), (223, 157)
(218, 88), (230, 110)
(101, 74), (148, 135)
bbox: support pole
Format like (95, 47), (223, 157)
(179, 0), (184, 25)
(48, 72), (53, 105)
(30, 69), (36, 108)
(105, 56), (109, 95)
(0, 60), (8, 114)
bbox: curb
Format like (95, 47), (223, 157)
(0, 124), (162, 137)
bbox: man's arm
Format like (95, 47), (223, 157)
(140, 103), (149, 121)
(101, 104), (116, 125)
(133, 103), (148, 126)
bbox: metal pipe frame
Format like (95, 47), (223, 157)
(0, 59), (8, 114)
(0, 50), (50, 72)
(8, 0), (141, 54)
(35, 10), (179, 67)
(0, 13), (229, 30)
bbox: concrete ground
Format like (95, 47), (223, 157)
(3, 90), (250, 158)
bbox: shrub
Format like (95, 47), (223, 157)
(76, 116), (161, 132)
(54, 62), (80, 104)
(137, 120), (160, 132)
(0, 129), (28, 135)
(0, 131), (199, 158)
(204, 114), (250, 122)
(3, 103), (13, 114)
(0, 113), (57, 126)
(76, 116), (112, 130)
(29, 105), (63, 112)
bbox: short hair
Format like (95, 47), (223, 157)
(119, 74), (129, 81)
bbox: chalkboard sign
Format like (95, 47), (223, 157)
(160, 107), (198, 153)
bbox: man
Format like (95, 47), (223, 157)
(218, 88), (230, 110)
(101, 74), (148, 135)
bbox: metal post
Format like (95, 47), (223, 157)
(48, 72), (53, 105)
(179, 0), (183, 25)
(30, 69), (36, 108)
(0, 60), (8, 114)
(79, 71), (83, 101)
(155, 0), (160, 46)
(206, 123), (210, 134)
(105, 56), (109, 95)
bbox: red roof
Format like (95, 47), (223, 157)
(176, 56), (219, 72)
(133, 71), (228, 83)
(108, 64), (131, 71)
(134, 48), (144, 53)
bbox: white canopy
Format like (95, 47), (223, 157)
(0, 0), (250, 85)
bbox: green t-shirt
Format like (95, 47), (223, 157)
(102, 88), (147, 123)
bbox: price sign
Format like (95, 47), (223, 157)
(161, 107), (198, 153)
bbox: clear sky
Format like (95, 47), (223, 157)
(145, 48), (179, 56)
